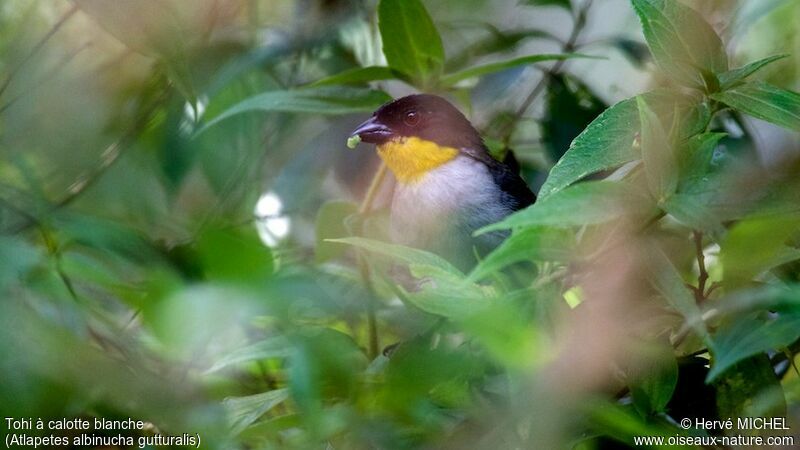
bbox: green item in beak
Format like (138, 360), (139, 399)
(347, 135), (361, 149)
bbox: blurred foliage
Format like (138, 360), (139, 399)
(1, 0), (800, 449)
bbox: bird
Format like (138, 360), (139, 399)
(349, 94), (536, 270)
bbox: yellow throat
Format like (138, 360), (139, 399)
(377, 137), (459, 183)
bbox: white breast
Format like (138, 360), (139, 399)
(390, 155), (510, 258)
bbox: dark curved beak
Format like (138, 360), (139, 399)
(350, 116), (392, 145)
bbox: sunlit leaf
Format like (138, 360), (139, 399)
(711, 81), (800, 131)
(631, 0), (728, 89)
(378, 0), (445, 85)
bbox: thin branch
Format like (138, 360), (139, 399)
(355, 162), (388, 359)
(693, 231), (709, 303)
(499, 0), (594, 147)
(0, 4), (79, 99)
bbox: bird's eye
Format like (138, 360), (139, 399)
(404, 111), (420, 126)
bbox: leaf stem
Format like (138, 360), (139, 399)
(0, 4), (79, 99)
(356, 162), (389, 358)
(692, 230), (709, 302)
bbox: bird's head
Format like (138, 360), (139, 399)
(349, 94), (485, 183)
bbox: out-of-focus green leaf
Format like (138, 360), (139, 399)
(539, 90), (709, 199)
(469, 227), (574, 281)
(378, 0), (445, 85)
(631, 0), (728, 89)
(315, 201), (358, 263)
(199, 87), (392, 133)
(0, 236), (41, 289)
(541, 75), (608, 164)
(310, 66), (402, 87)
(708, 313), (800, 382)
(196, 229), (273, 282)
(224, 388), (290, 435)
(711, 81), (800, 131)
(477, 181), (654, 234)
(74, 0), (199, 103)
(446, 26), (558, 71)
(666, 132), (728, 233)
(461, 299), (546, 368)
(288, 328), (366, 413)
(637, 96), (677, 201)
(718, 54), (789, 89)
(523, 0), (572, 10)
(611, 37), (651, 67)
(440, 53), (591, 87)
(677, 132), (726, 191)
(403, 270), (490, 320)
(713, 354), (785, 419)
(327, 237), (463, 276)
(205, 336), (291, 374)
(720, 214), (800, 288)
(643, 247), (708, 341)
(626, 341), (678, 416)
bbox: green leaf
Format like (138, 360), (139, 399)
(199, 87), (392, 133)
(677, 132), (726, 191)
(539, 90), (708, 199)
(626, 341), (678, 416)
(713, 354), (786, 419)
(718, 54), (789, 89)
(310, 66), (401, 87)
(541, 74), (608, 164)
(477, 181), (653, 234)
(224, 389), (290, 435)
(631, 0), (728, 89)
(523, 0), (572, 9)
(469, 227), (574, 281)
(708, 313), (800, 382)
(403, 266), (490, 320)
(315, 201), (359, 263)
(327, 237), (463, 276)
(440, 53), (591, 87)
(205, 336), (291, 374)
(445, 26), (558, 71)
(711, 81), (800, 131)
(378, 0), (445, 85)
(720, 214), (800, 288)
(196, 229), (273, 282)
(643, 247), (708, 341)
(637, 96), (677, 201)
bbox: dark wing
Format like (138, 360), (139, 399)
(459, 144), (536, 211)
(488, 159), (536, 211)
